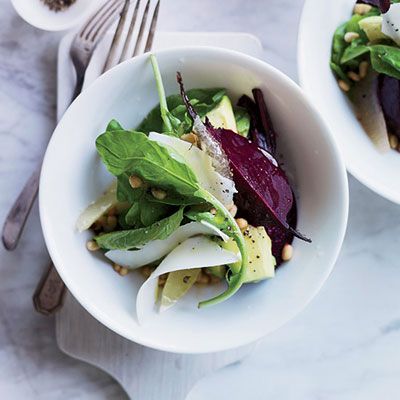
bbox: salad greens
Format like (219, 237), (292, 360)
(79, 52), (307, 317)
(330, 0), (400, 150)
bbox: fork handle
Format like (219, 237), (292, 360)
(71, 73), (85, 103)
(2, 165), (41, 250)
(33, 263), (66, 315)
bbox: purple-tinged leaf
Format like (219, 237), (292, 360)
(252, 89), (277, 156)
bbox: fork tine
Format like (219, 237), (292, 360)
(90, 1), (127, 43)
(102, 0), (132, 72)
(81, 0), (122, 40)
(119, 0), (141, 62)
(143, 0), (160, 53)
(132, 0), (151, 57)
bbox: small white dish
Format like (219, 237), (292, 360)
(11, 0), (96, 31)
(40, 47), (349, 353)
(299, 0), (400, 204)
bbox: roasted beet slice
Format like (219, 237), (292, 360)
(357, 0), (390, 13)
(378, 74), (400, 140)
(207, 126), (310, 245)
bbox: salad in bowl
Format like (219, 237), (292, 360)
(76, 55), (311, 322)
(40, 47), (347, 352)
(330, 0), (400, 152)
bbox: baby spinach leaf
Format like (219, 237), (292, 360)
(341, 43), (370, 64)
(369, 45), (400, 80)
(125, 202), (141, 226)
(95, 208), (185, 250)
(96, 130), (203, 202)
(140, 201), (171, 226)
(106, 119), (124, 132)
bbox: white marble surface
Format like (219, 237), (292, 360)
(1, 0), (400, 398)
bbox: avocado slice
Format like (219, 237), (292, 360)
(359, 16), (389, 42)
(222, 226), (276, 283)
(206, 95), (238, 132)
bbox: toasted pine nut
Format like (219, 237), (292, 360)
(347, 71), (360, 82)
(129, 175), (143, 189)
(359, 61), (369, 79)
(390, 134), (399, 149)
(151, 188), (167, 200)
(119, 267), (129, 276)
(210, 207), (217, 215)
(354, 4), (372, 15)
(228, 204), (238, 217)
(113, 263), (121, 273)
(181, 132), (198, 144)
(338, 80), (350, 92)
(196, 271), (210, 284)
(344, 32), (360, 43)
(86, 240), (99, 251)
(282, 244), (293, 262)
(236, 218), (248, 230)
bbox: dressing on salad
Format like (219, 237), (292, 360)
(330, 0), (400, 152)
(77, 55), (310, 322)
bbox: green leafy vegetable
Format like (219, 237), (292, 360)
(234, 107), (251, 137)
(369, 45), (400, 80)
(137, 58), (225, 136)
(95, 208), (185, 250)
(96, 125), (248, 307)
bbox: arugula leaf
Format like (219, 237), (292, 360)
(234, 107), (251, 137)
(95, 208), (185, 250)
(341, 43), (370, 64)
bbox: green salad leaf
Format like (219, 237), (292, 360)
(369, 45), (400, 80)
(95, 120), (248, 307)
(137, 57), (226, 136)
(95, 208), (184, 250)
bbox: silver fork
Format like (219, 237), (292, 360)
(33, 0), (161, 316)
(1, 0), (125, 251)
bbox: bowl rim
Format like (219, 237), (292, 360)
(297, 0), (400, 205)
(11, 0), (95, 32)
(39, 46), (349, 353)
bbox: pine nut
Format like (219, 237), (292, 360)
(113, 263), (121, 273)
(344, 32), (360, 43)
(141, 266), (154, 278)
(210, 208), (217, 215)
(181, 132), (198, 144)
(228, 204), (238, 217)
(119, 267), (129, 276)
(390, 134), (399, 149)
(338, 80), (350, 92)
(86, 240), (99, 251)
(281, 244), (293, 262)
(236, 218), (248, 230)
(129, 175), (143, 189)
(359, 61), (369, 79)
(196, 271), (210, 284)
(151, 188), (167, 200)
(347, 71), (360, 82)
(354, 4), (372, 15)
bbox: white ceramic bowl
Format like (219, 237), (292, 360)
(11, 0), (95, 31)
(299, 0), (400, 204)
(40, 47), (348, 353)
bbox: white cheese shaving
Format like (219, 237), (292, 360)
(136, 236), (240, 324)
(382, 4), (400, 45)
(105, 221), (229, 269)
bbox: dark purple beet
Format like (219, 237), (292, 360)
(357, 0), (390, 13)
(378, 74), (400, 140)
(176, 72), (311, 262)
(207, 125), (310, 242)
